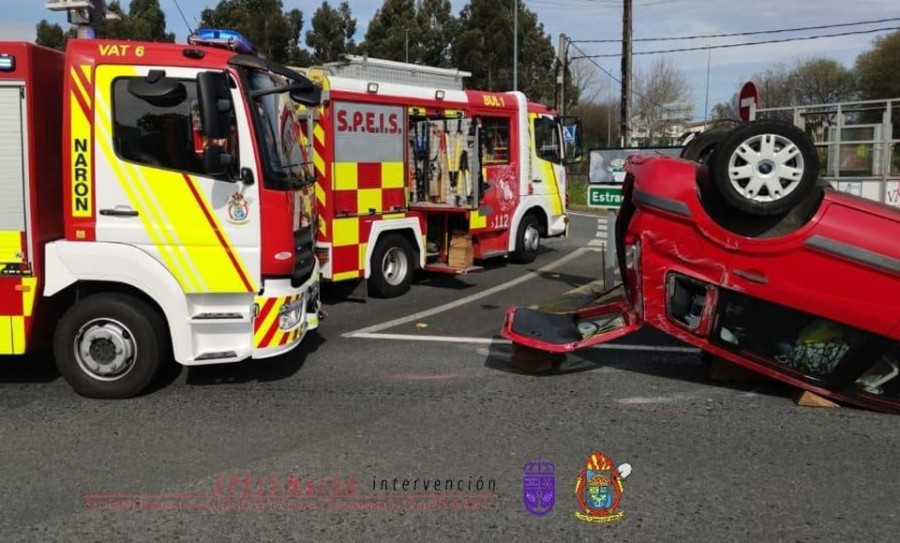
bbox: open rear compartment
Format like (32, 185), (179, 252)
(407, 107), (484, 275)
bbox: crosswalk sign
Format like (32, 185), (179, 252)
(563, 125), (577, 144)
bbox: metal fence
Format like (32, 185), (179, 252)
(755, 98), (900, 208)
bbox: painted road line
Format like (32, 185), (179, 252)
(568, 211), (603, 218)
(587, 239), (605, 247)
(343, 247), (599, 337)
(349, 332), (700, 354)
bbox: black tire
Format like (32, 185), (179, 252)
(53, 293), (169, 399)
(368, 234), (414, 298)
(711, 120), (818, 216)
(510, 214), (540, 264)
(680, 128), (729, 165)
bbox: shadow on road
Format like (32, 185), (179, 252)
(182, 331), (326, 388)
(0, 348), (61, 384)
(482, 338), (791, 400)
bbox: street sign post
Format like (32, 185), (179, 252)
(588, 184), (623, 209)
(587, 184), (622, 287)
(739, 81), (760, 122)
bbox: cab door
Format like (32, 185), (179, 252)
(530, 114), (566, 220)
(92, 65), (260, 294)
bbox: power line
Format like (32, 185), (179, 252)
(171, 0), (194, 35)
(571, 16), (900, 43)
(571, 26), (900, 59)
(569, 42), (682, 116)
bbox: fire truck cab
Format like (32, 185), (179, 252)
(0, 31), (323, 398)
(301, 61), (581, 297)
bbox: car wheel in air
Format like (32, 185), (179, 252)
(711, 120), (819, 216)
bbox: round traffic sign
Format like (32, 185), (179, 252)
(738, 81), (760, 122)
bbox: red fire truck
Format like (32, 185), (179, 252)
(300, 64), (582, 297)
(0, 30), (323, 398)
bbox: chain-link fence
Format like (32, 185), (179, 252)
(756, 98), (900, 208)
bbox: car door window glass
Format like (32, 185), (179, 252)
(482, 117), (510, 165)
(113, 77), (237, 176)
(534, 116), (561, 163)
(714, 290), (866, 379)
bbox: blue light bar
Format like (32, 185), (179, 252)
(0, 54), (14, 72)
(187, 29), (257, 55)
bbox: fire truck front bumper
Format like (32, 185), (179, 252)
(252, 267), (322, 359)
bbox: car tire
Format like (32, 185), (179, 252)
(510, 214), (540, 264)
(680, 128), (729, 165)
(711, 120), (819, 216)
(369, 234), (414, 298)
(53, 293), (169, 399)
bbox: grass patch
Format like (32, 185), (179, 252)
(568, 174), (588, 206)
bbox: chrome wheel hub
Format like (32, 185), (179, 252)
(382, 247), (409, 286)
(727, 133), (805, 203)
(74, 319), (137, 381)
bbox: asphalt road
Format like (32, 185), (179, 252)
(1, 213), (898, 542)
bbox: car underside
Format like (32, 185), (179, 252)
(502, 121), (900, 414)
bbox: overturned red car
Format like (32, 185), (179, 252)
(503, 121), (900, 413)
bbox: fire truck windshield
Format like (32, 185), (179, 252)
(247, 70), (313, 190)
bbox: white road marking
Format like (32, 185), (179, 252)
(568, 211), (602, 218)
(348, 332), (699, 354)
(342, 247), (599, 337)
(587, 239), (605, 247)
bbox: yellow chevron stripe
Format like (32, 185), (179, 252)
(70, 67), (91, 108)
(253, 298), (282, 347)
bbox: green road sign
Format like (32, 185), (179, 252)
(588, 185), (623, 209)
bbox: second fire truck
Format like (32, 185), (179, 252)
(299, 60), (582, 297)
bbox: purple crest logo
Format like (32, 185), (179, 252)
(523, 458), (555, 516)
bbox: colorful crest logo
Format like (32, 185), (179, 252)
(522, 458), (555, 516)
(226, 192), (250, 224)
(574, 449), (632, 524)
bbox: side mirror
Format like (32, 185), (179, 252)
(203, 145), (234, 178)
(197, 71), (232, 139)
(127, 70), (186, 107)
(561, 116), (584, 165)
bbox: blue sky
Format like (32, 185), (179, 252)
(3, 0), (899, 118)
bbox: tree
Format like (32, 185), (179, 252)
(361, 0), (416, 61)
(96, 0), (175, 42)
(856, 30), (900, 100)
(306, 1), (357, 64)
(200, 0), (305, 64)
(452, 0), (557, 105)
(633, 58), (692, 145)
(790, 58), (856, 105)
(414, 0), (456, 67)
(35, 0), (173, 49)
(35, 20), (74, 50)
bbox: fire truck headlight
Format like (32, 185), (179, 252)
(278, 299), (305, 330)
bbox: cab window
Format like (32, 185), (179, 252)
(482, 117), (510, 165)
(112, 77), (236, 176)
(534, 116), (561, 164)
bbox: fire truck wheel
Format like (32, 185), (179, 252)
(53, 293), (170, 399)
(510, 214), (540, 264)
(711, 120), (819, 216)
(369, 234), (413, 298)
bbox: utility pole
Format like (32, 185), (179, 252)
(556, 34), (567, 117)
(620, 0), (633, 147)
(513, 0), (518, 92)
